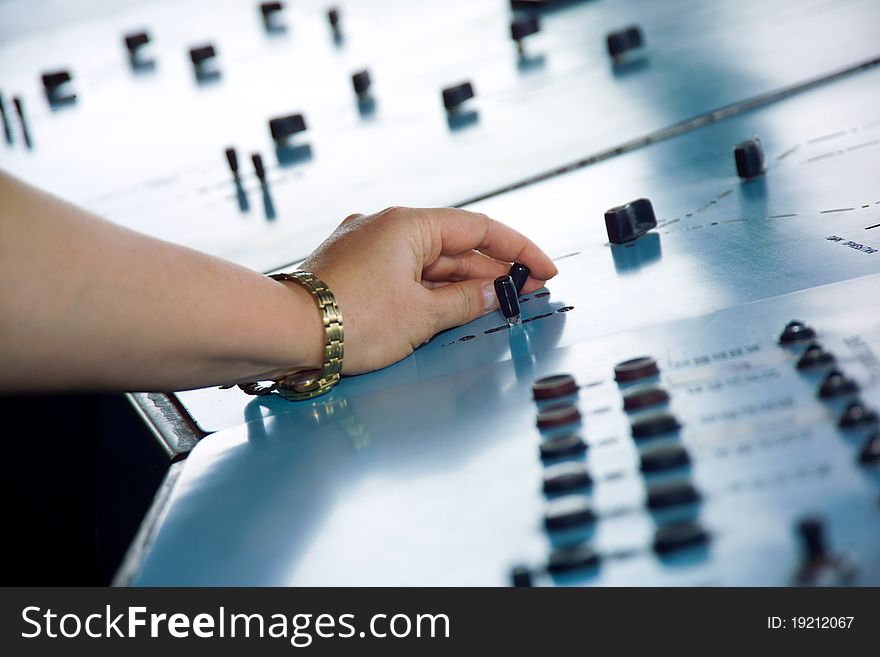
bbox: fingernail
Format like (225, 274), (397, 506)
(482, 282), (498, 311)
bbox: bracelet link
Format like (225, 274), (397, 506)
(236, 271), (344, 401)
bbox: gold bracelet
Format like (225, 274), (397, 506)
(236, 271), (344, 401)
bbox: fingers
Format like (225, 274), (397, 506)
(422, 250), (511, 283)
(418, 208), (558, 281)
(429, 278), (497, 333)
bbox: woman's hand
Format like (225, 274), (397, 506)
(0, 169), (556, 392)
(300, 206), (558, 374)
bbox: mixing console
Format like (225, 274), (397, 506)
(129, 273), (880, 585)
(2, 0), (879, 586)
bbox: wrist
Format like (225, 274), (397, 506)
(271, 277), (326, 374)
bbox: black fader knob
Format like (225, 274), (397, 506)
(839, 401), (878, 429)
(12, 95), (31, 148)
(510, 16), (540, 49)
(494, 275), (521, 326)
(41, 70), (71, 94)
(0, 93), (11, 143)
(327, 7), (341, 29)
(779, 320), (816, 345)
(539, 433), (586, 460)
(509, 262), (530, 295)
(639, 442), (690, 473)
(251, 153), (266, 184)
(631, 412), (680, 440)
(547, 543), (600, 574)
(818, 369), (859, 399)
(614, 356), (660, 383)
(606, 25), (644, 58)
(510, 565), (533, 587)
(532, 373), (578, 401)
(124, 31), (150, 53)
(858, 431), (880, 465)
(796, 342), (835, 370)
(544, 496), (595, 530)
(646, 479), (700, 510)
(260, 2), (284, 19)
(734, 136), (765, 179)
(225, 147), (239, 177)
(604, 197), (657, 244)
(623, 385), (669, 412)
(189, 44), (216, 66)
(352, 70), (371, 96)
(653, 520), (708, 555)
(797, 516), (828, 563)
(269, 113), (307, 144)
(442, 81), (475, 111)
(543, 462), (592, 494)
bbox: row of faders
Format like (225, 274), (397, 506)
(777, 319), (879, 584)
(22, 2), (651, 135)
(511, 316), (880, 586)
(510, 355), (707, 587)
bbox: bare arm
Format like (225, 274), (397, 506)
(0, 170), (323, 392)
(0, 170), (557, 393)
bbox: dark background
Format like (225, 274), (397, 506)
(3, 394), (168, 584)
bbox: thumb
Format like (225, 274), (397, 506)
(429, 278), (499, 333)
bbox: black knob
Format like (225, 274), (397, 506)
(606, 25), (644, 58)
(0, 93), (11, 143)
(797, 516), (827, 562)
(542, 462), (591, 494)
(858, 431), (880, 465)
(189, 44), (216, 66)
(352, 70), (371, 96)
(13, 95), (24, 117)
(646, 479), (700, 510)
(623, 385), (669, 411)
(251, 153), (266, 184)
(510, 16), (540, 44)
(225, 147), (239, 176)
(818, 369), (859, 399)
(839, 401), (878, 428)
(639, 442), (690, 473)
(124, 31), (150, 53)
(547, 543), (600, 574)
(269, 113), (307, 143)
(544, 496), (595, 530)
(653, 520), (708, 555)
(494, 275), (521, 325)
(510, 565), (533, 587)
(604, 197), (657, 244)
(796, 342), (835, 370)
(12, 95), (30, 148)
(734, 136), (765, 179)
(327, 7), (340, 29)
(260, 1), (284, 19)
(442, 81), (475, 111)
(41, 70), (71, 94)
(779, 320), (816, 344)
(531, 373), (578, 400)
(614, 356), (659, 383)
(508, 262), (530, 294)
(539, 433), (586, 460)
(631, 412), (680, 440)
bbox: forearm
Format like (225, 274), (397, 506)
(0, 171), (323, 393)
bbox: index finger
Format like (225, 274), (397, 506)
(419, 207), (558, 281)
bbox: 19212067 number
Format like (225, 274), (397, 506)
(768, 617), (854, 629)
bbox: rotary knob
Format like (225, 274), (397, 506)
(604, 198), (657, 244)
(734, 136), (766, 179)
